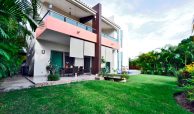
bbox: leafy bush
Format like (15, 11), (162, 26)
(130, 37), (194, 77)
(177, 63), (194, 104)
(177, 63), (194, 86)
(48, 74), (60, 81)
(177, 69), (191, 86)
(122, 71), (128, 74)
(186, 88), (194, 102)
(185, 62), (194, 76)
(100, 65), (110, 76)
(121, 74), (130, 79)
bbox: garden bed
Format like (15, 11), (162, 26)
(174, 92), (194, 113)
(104, 76), (126, 82)
(103, 74), (129, 82)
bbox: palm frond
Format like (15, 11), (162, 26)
(0, 27), (9, 39)
(0, 49), (10, 60)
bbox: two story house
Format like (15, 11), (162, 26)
(27, 0), (123, 77)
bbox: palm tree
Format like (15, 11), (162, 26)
(0, 0), (40, 77)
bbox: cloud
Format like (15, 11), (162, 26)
(81, 0), (194, 66)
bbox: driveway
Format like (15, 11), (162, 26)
(0, 75), (34, 92)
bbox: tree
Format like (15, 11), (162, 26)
(130, 37), (194, 76)
(177, 37), (194, 66)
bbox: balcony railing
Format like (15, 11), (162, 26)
(101, 33), (118, 42)
(48, 10), (118, 42)
(49, 10), (94, 33)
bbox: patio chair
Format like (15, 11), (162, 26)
(60, 68), (74, 77)
(73, 66), (79, 76)
(78, 66), (84, 75)
(60, 68), (65, 77)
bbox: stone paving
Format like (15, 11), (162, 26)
(26, 74), (96, 87)
(0, 72), (138, 92)
(0, 75), (34, 92)
(128, 70), (141, 75)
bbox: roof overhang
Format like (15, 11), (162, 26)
(41, 0), (120, 30)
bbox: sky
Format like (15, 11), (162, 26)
(81, 0), (194, 66)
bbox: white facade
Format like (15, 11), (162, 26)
(33, 37), (117, 76)
(27, 0), (122, 77)
(34, 40), (70, 76)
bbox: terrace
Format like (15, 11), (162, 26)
(48, 10), (119, 42)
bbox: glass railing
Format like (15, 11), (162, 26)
(49, 10), (118, 42)
(49, 10), (95, 33)
(101, 33), (118, 42)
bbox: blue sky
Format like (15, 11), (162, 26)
(81, 0), (194, 65)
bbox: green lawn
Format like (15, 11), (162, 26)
(0, 75), (191, 114)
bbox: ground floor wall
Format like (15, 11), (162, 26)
(33, 40), (69, 76)
(32, 38), (120, 76)
(101, 46), (118, 73)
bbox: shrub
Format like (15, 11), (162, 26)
(186, 88), (194, 102)
(122, 71), (128, 74)
(48, 74), (60, 81)
(185, 62), (194, 76)
(187, 77), (194, 85)
(177, 69), (191, 86)
(120, 74), (130, 79)
(141, 70), (145, 74)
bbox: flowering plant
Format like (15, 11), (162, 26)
(185, 62), (194, 76)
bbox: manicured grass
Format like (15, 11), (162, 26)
(0, 75), (191, 114)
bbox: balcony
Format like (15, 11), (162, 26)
(101, 33), (118, 42)
(36, 10), (119, 49)
(49, 10), (94, 33)
(49, 10), (118, 42)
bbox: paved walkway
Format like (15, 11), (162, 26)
(128, 70), (141, 75)
(0, 72), (137, 92)
(27, 75), (96, 87)
(0, 75), (34, 92)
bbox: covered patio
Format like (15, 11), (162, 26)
(34, 29), (95, 77)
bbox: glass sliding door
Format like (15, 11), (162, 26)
(84, 56), (91, 73)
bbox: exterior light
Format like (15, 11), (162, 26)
(42, 50), (45, 54)
(49, 4), (52, 9)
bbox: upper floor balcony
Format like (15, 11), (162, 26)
(49, 10), (118, 42)
(36, 10), (120, 49)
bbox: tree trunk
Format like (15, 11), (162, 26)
(184, 54), (187, 66)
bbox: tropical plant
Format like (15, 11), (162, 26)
(0, 0), (40, 78)
(46, 62), (56, 75)
(46, 61), (60, 81)
(185, 62), (194, 76)
(130, 37), (194, 76)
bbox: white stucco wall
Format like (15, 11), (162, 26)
(113, 50), (118, 71)
(101, 46), (115, 73)
(34, 40), (69, 76)
(38, 3), (48, 19)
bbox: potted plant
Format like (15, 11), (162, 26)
(46, 61), (60, 81)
